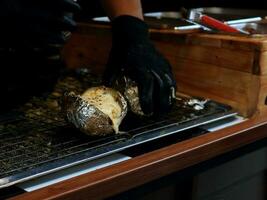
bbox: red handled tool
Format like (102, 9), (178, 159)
(187, 10), (250, 35)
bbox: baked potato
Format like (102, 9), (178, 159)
(62, 86), (127, 136)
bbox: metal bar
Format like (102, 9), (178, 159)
(0, 71), (236, 188)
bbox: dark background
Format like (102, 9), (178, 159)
(76, 0), (267, 19)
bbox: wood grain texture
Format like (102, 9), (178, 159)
(185, 33), (267, 51)
(11, 119), (267, 200)
(62, 23), (267, 119)
(62, 24), (267, 118)
(255, 74), (267, 119)
(11, 22), (267, 200)
(258, 51), (267, 75)
(154, 42), (255, 73)
(168, 58), (260, 117)
(62, 26), (111, 73)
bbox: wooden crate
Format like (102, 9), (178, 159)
(62, 23), (267, 120)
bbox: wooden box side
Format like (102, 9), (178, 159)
(162, 56), (260, 117)
(62, 23), (264, 118)
(64, 24), (267, 73)
(255, 75), (267, 120)
(62, 24), (112, 74)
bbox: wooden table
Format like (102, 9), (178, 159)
(10, 23), (267, 199)
(10, 117), (267, 200)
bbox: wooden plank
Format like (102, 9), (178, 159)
(65, 24), (267, 75)
(258, 51), (267, 75)
(186, 33), (267, 51)
(64, 31), (257, 75)
(62, 33), (111, 73)
(255, 74), (267, 119)
(62, 23), (267, 118)
(74, 23), (267, 51)
(11, 120), (267, 200)
(154, 41), (255, 74)
(168, 58), (260, 117)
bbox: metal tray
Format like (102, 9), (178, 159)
(146, 9), (267, 32)
(0, 70), (237, 188)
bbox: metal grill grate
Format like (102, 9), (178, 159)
(0, 69), (236, 188)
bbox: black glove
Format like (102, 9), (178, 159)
(104, 15), (176, 116)
(0, 0), (80, 48)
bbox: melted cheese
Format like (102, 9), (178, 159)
(81, 87), (123, 133)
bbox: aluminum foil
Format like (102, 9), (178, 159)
(187, 98), (209, 111)
(123, 78), (145, 116)
(115, 77), (145, 116)
(62, 87), (127, 136)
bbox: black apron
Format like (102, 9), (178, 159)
(0, 45), (62, 111)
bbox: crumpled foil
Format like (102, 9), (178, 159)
(115, 76), (145, 116)
(187, 98), (209, 111)
(62, 87), (127, 136)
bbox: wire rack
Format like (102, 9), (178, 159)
(0, 69), (236, 188)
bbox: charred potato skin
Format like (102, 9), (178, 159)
(62, 87), (127, 136)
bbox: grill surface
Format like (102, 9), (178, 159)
(0, 69), (236, 188)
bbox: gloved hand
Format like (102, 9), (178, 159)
(104, 15), (176, 116)
(0, 0), (80, 48)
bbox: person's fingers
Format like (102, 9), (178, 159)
(103, 73), (118, 87)
(53, 16), (77, 31)
(151, 68), (176, 114)
(138, 73), (154, 115)
(164, 73), (177, 107)
(151, 70), (168, 114)
(103, 64), (120, 86)
(158, 57), (177, 106)
(103, 49), (125, 86)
